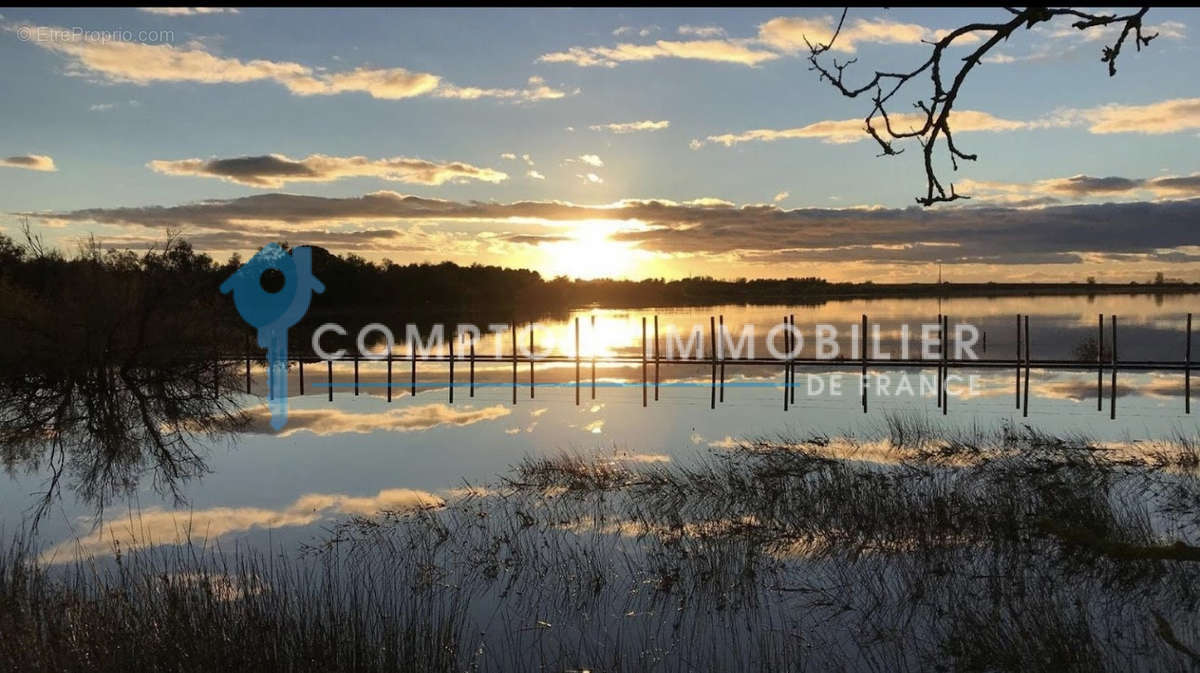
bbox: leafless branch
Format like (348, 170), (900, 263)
(808, 7), (1157, 206)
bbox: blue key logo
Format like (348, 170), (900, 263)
(221, 243), (325, 430)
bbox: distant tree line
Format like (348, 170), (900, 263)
(2, 232), (1195, 335)
(0, 232), (841, 322)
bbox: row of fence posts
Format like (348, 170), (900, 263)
(234, 312), (1196, 419)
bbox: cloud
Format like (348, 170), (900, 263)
(678, 25), (726, 38)
(577, 154), (604, 167)
(498, 232), (571, 245)
(434, 76), (571, 103)
(1061, 97), (1200, 135)
(540, 13), (972, 68)
(758, 16), (930, 53)
(63, 227), (431, 255)
(500, 152), (536, 166)
(773, 191), (789, 203)
(527, 170), (545, 180)
(1, 154), (56, 171)
(961, 173), (1200, 202)
(30, 190), (1200, 267)
(42, 487), (443, 562)
(697, 109), (1033, 147)
(139, 7), (239, 15)
(613, 25), (659, 38)
(986, 18), (1186, 65)
(241, 403), (511, 437)
(14, 23), (566, 102)
(148, 153), (508, 187)
(538, 39), (780, 68)
(589, 119), (670, 134)
(699, 97), (1200, 149)
(610, 198), (1200, 265)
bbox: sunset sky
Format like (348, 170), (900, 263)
(2, 7), (1199, 282)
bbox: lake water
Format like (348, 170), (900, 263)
(7, 292), (1200, 563)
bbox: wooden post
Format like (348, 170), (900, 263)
(511, 321), (517, 406)
(717, 315), (725, 404)
(529, 322), (535, 399)
(299, 358), (305, 396)
(410, 333), (417, 398)
(1098, 314), (1104, 411)
(353, 355), (359, 396)
(449, 331), (455, 404)
(653, 315), (660, 402)
(861, 314), (868, 413)
(1110, 315), (1118, 420)
(590, 315), (596, 400)
(942, 314), (948, 416)
(1023, 315), (1031, 418)
(469, 336), (475, 398)
(1186, 313), (1192, 414)
(326, 359), (333, 402)
(710, 316), (716, 410)
(386, 351), (392, 402)
(1015, 314), (1021, 410)
(575, 316), (581, 406)
(783, 315), (790, 412)
(789, 314), (796, 406)
(641, 316), (647, 408)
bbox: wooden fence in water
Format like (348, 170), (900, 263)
(216, 313), (1198, 419)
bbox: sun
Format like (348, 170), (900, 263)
(541, 220), (640, 280)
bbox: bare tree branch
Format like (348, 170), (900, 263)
(808, 7), (1158, 206)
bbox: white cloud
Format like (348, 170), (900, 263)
(578, 154), (604, 167)
(757, 15), (951, 53)
(698, 110), (1034, 147)
(678, 25), (726, 38)
(701, 97), (1200, 149)
(434, 75), (571, 103)
(985, 18), (1185, 66)
(589, 119), (670, 134)
(42, 486), (444, 562)
(539, 39), (780, 68)
(1059, 97), (1200, 135)
(242, 403), (511, 436)
(138, 7), (239, 15)
(613, 25), (659, 38)
(14, 23), (567, 102)
(540, 14), (968, 68)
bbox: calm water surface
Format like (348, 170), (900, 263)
(7, 293), (1200, 561)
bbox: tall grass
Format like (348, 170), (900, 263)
(0, 536), (464, 673)
(7, 415), (1200, 671)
